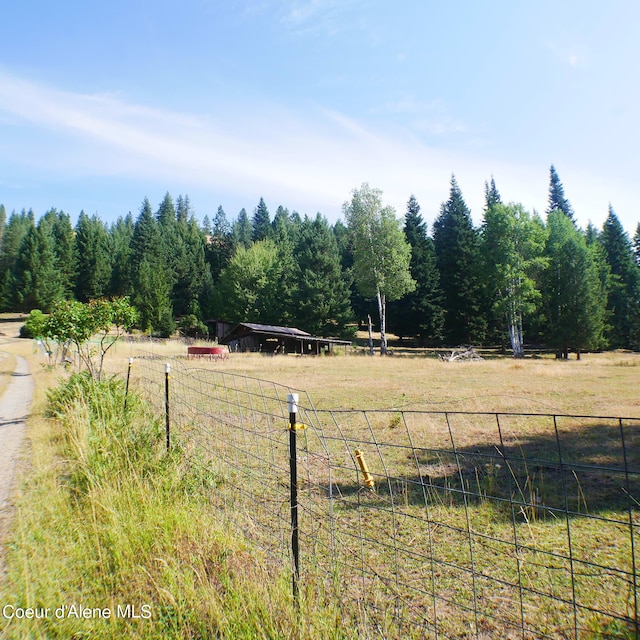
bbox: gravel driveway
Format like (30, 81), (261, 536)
(0, 355), (33, 512)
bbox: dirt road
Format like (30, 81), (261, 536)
(0, 355), (33, 514)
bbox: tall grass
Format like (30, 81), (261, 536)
(0, 373), (347, 639)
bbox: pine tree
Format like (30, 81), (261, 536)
(156, 192), (179, 294)
(12, 226), (40, 312)
(292, 214), (354, 338)
(0, 205), (6, 245)
(270, 205), (297, 325)
(585, 221), (600, 246)
(433, 176), (487, 345)
(172, 215), (211, 318)
(484, 177), (501, 210)
(176, 194), (193, 224)
(208, 206), (236, 281)
(252, 197), (271, 242)
(389, 195), (444, 345)
(633, 222), (640, 267)
(232, 208), (252, 248)
(75, 211), (112, 302)
(13, 220), (65, 312)
(272, 205), (301, 246)
(599, 206), (640, 348)
(156, 192), (177, 228)
(46, 209), (77, 298)
(547, 165), (575, 222)
(543, 211), (606, 358)
(213, 205), (231, 237)
(130, 198), (174, 333)
(110, 214), (134, 296)
(0, 209), (34, 310)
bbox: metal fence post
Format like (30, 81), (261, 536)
(165, 363), (171, 451)
(288, 393), (300, 603)
(124, 357), (133, 411)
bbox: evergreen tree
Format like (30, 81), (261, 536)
(176, 194), (193, 224)
(585, 221), (600, 246)
(599, 206), (640, 348)
(433, 176), (487, 345)
(12, 225), (41, 312)
(389, 195), (444, 346)
(269, 205), (297, 324)
(542, 211), (606, 358)
(0, 209), (34, 310)
(172, 214), (211, 318)
(130, 198), (174, 333)
(110, 214), (135, 296)
(213, 205), (231, 237)
(633, 222), (640, 267)
(484, 176), (502, 210)
(252, 197), (271, 242)
(136, 256), (176, 336)
(272, 206), (301, 246)
(46, 209), (77, 298)
(156, 192), (177, 228)
(232, 208), (252, 247)
(130, 198), (156, 270)
(208, 206), (236, 281)
(344, 183), (415, 355)
(0, 205), (6, 246)
(13, 220), (65, 312)
(547, 165), (575, 222)
(75, 211), (112, 302)
(155, 192), (179, 294)
(292, 214), (354, 338)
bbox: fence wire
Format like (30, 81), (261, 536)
(130, 355), (639, 639)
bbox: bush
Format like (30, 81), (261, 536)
(19, 309), (47, 338)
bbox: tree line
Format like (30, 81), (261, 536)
(1, 166), (639, 356)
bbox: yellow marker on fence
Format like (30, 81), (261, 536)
(288, 422), (306, 431)
(354, 449), (375, 489)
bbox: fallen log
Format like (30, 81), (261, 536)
(439, 347), (483, 362)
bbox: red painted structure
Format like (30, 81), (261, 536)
(187, 346), (228, 360)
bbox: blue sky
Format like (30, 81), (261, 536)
(1, 0), (639, 234)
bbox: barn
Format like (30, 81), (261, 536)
(219, 322), (351, 355)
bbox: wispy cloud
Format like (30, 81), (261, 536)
(242, 0), (369, 39)
(0, 68), (460, 215)
(545, 41), (588, 68)
(371, 97), (468, 136)
(0, 67), (623, 228)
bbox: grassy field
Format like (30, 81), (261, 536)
(109, 337), (640, 417)
(1, 320), (639, 638)
(118, 341), (640, 638)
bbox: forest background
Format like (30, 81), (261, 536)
(2, 165), (639, 358)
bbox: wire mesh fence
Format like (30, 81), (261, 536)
(129, 355), (639, 639)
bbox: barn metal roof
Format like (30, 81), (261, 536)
(219, 322), (351, 345)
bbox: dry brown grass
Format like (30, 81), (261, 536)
(103, 340), (640, 418)
(3, 319), (639, 637)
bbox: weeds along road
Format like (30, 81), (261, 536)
(0, 355), (33, 524)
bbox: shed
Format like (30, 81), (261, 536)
(219, 322), (351, 354)
(204, 318), (234, 341)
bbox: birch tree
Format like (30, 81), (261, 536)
(343, 183), (415, 355)
(482, 202), (546, 357)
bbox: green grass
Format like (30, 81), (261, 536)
(119, 354), (639, 638)
(0, 373), (350, 639)
(4, 343), (640, 638)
